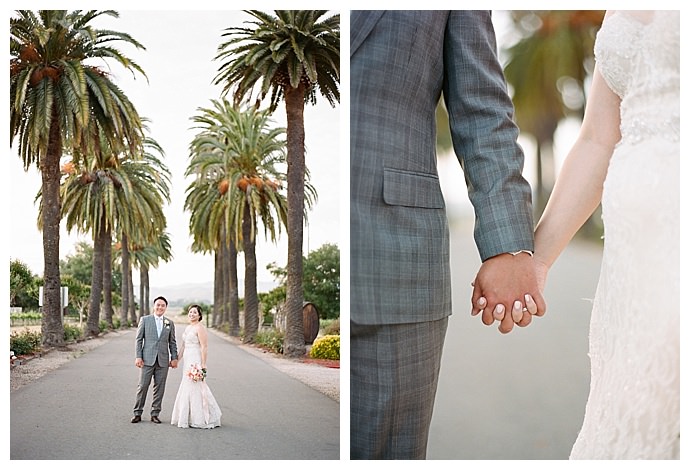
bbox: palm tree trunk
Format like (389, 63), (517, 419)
(228, 236), (240, 337)
(139, 268), (146, 320)
(87, 222), (106, 337)
(283, 84), (307, 357)
(214, 249), (223, 327)
(220, 248), (228, 325)
(41, 114), (65, 348)
(242, 200), (259, 343)
(120, 234), (130, 325)
(102, 226), (114, 329)
(129, 270), (136, 322)
(142, 266), (150, 316)
(218, 222), (228, 327)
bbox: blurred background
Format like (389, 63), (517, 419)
(428, 10), (606, 459)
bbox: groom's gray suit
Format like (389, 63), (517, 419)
(132, 313), (178, 419)
(350, 11), (534, 459)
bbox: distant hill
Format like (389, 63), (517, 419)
(137, 279), (278, 308)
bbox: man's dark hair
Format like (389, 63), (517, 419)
(153, 296), (168, 306)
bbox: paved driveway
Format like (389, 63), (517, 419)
(10, 325), (340, 460)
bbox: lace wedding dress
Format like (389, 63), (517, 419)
(170, 325), (222, 429)
(569, 10), (679, 459)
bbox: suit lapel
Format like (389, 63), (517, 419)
(350, 10), (385, 57)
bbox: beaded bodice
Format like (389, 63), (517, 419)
(594, 11), (679, 145)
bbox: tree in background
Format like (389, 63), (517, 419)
(60, 241), (116, 320)
(301, 243), (339, 320)
(503, 10), (604, 216)
(266, 242), (340, 321)
(186, 102), (294, 342)
(59, 134), (170, 333)
(10, 259), (41, 310)
(10, 10), (146, 346)
(214, 10), (339, 357)
(130, 231), (173, 319)
(59, 274), (91, 322)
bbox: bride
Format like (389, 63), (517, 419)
(171, 304), (222, 429)
(533, 10), (679, 459)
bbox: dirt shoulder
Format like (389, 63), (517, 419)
(10, 329), (128, 392)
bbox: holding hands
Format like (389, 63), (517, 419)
(471, 252), (547, 334)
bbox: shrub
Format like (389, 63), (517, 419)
(217, 322), (231, 335)
(9, 311), (42, 327)
(63, 324), (83, 342)
(309, 334), (340, 360)
(255, 328), (284, 354)
(321, 318), (340, 336)
(10, 329), (42, 356)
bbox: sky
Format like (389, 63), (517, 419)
(7, 10), (342, 293)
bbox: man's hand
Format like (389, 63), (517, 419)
(470, 252), (546, 333)
(170, 359), (178, 369)
(135, 358), (143, 368)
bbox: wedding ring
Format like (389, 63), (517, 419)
(522, 308), (528, 312)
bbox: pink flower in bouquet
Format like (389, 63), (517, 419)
(187, 364), (206, 382)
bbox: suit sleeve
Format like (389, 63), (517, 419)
(443, 10), (534, 261)
(168, 321), (178, 361)
(135, 316), (145, 359)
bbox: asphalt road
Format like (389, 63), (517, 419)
(427, 218), (603, 459)
(10, 324), (340, 460)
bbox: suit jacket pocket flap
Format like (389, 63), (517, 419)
(383, 168), (445, 209)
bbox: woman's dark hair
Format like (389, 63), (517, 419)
(153, 295), (168, 306)
(190, 304), (203, 321)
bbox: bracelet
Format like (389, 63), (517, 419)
(508, 250), (533, 257)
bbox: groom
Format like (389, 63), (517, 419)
(350, 11), (546, 459)
(131, 295), (178, 424)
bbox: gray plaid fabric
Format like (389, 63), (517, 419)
(350, 10), (535, 460)
(350, 10), (534, 326)
(350, 317), (448, 459)
(135, 314), (177, 366)
(133, 314), (178, 417)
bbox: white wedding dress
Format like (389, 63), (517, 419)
(170, 325), (222, 429)
(569, 11), (679, 459)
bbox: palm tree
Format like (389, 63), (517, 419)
(115, 137), (171, 324)
(60, 135), (170, 334)
(59, 132), (119, 336)
(131, 231), (173, 319)
(10, 10), (146, 347)
(214, 10), (339, 357)
(186, 101), (311, 343)
(503, 10), (604, 215)
(185, 179), (239, 331)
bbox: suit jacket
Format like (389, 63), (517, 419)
(135, 314), (178, 367)
(350, 11), (534, 325)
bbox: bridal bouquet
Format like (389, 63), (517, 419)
(187, 364), (207, 382)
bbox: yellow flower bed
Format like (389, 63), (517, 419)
(309, 334), (340, 360)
